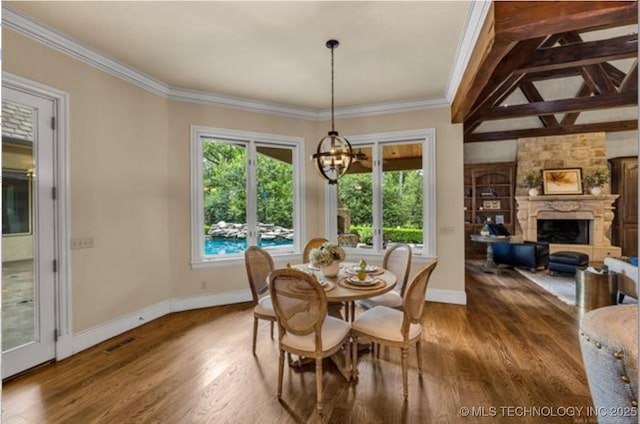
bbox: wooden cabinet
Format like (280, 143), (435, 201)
(609, 157), (638, 257)
(464, 162), (516, 258)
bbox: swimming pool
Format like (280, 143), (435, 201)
(204, 238), (293, 256)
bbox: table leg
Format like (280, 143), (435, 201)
(482, 243), (497, 273)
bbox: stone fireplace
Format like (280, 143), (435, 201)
(515, 194), (621, 262)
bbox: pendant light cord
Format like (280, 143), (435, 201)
(331, 44), (335, 133)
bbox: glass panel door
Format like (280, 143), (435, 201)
(337, 145), (374, 249)
(2, 88), (57, 378)
(382, 141), (424, 253)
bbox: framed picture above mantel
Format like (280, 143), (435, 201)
(542, 168), (583, 195)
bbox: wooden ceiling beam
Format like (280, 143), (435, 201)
(620, 60), (638, 92)
(465, 120), (638, 143)
(519, 81), (559, 127)
(560, 83), (592, 126)
(495, 1), (638, 41)
(517, 33), (638, 74)
(601, 63), (627, 87)
(482, 91), (636, 121)
(451, 4), (518, 123)
(560, 32), (617, 95)
(523, 67), (583, 82)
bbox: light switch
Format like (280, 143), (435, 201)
(71, 237), (94, 249)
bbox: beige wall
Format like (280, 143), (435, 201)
(4, 28), (466, 334)
(4, 29), (172, 332)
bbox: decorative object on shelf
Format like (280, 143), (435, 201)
(309, 242), (346, 278)
(542, 168), (583, 195)
(480, 218), (492, 236)
(495, 214), (505, 225)
(465, 187), (472, 197)
(481, 187), (498, 197)
(521, 169), (542, 196)
(312, 39), (355, 185)
(582, 168), (610, 196)
(483, 200), (501, 210)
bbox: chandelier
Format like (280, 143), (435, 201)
(312, 39), (355, 185)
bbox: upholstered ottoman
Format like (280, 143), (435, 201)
(548, 251), (589, 274)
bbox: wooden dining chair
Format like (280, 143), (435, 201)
(357, 243), (412, 310)
(244, 246), (276, 355)
(302, 238), (328, 263)
(351, 260), (437, 398)
(269, 268), (352, 415)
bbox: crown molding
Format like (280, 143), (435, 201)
(3, 4), (451, 121)
(2, 6), (170, 97)
(445, 0), (492, 103)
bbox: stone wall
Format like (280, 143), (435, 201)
(515, 132), (609, 196)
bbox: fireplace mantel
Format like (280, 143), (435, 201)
(515, 195), (619, 247)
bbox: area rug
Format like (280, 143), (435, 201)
(514, 268), (577, 305)
(515, 268), (638, 307)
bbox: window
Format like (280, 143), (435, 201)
(329, 129), (435, 257)
(2, 170), (31, 235)
(191, 127), (302, 265)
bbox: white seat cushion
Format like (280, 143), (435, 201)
(254, 296), (275, 317)
(352, 306), (421, 343)
(357, 291), (403, 310)
(281, 316), (351, 353)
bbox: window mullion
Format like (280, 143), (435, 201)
(372, 141), (383, 253)
(247, 141), (258, 246)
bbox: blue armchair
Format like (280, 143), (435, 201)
(486, 223), (549, 271)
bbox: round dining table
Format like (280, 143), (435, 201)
(292, 262), (397, 321)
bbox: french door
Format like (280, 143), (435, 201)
(2, 86), (57, 378)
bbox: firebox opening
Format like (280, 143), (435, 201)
(537, 219), (590, 245)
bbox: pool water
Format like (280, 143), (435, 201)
(204, 238), (293, 256)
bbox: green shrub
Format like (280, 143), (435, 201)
(350, 225), (423, 244)
(204, 225), (212, 235)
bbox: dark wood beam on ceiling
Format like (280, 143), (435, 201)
(560, 32), (617, 95)
(523, 67), (583, 82)
(451, 1), (638, 124)
(620, 60), (638, 92)
(601, 63), (627, 87)
(519, 81), (559, 127)
(451, 4), (518, 123)
(560, 83), (592, 126)
(517, 33), (638, 74)
(495, 1), (638, 41)
(482, 91), (637, 121)
(465, 120), (638, 143)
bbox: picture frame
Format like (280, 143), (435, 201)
(495, 214), (505, 225)
(482, 200), (501, 210)
(542, 168), (583, 195)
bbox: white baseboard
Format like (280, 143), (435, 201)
(72, 301), (171, 354)
(426, 288), (467, 305)
(171, 289), (252, 312)
(70, 289), (253, 356)
(69, 286), (465, 358)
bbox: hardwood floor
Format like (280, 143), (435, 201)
(2, 262), (592, 423)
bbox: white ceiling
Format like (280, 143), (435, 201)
(7, 1), (472, 109)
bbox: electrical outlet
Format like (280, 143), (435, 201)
(71, 237), (94, 249)
(438, 226), (455, 235)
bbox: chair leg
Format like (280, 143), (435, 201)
(270, 321), (274, 340)
(278, 349), (285, 399)
(416, 340), (423, 375)
(252, 317), (258, 355)
(619, 293), (626, 304)
(352, 334), (359, 380)
(377, 343), (381, 358)
(401, 347), (409, 398)
(287, 352), (293, 365)
(316, 358), (324, 414)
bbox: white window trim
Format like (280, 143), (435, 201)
(325, 128), (436, 258)
(190, 125), (305, 268)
